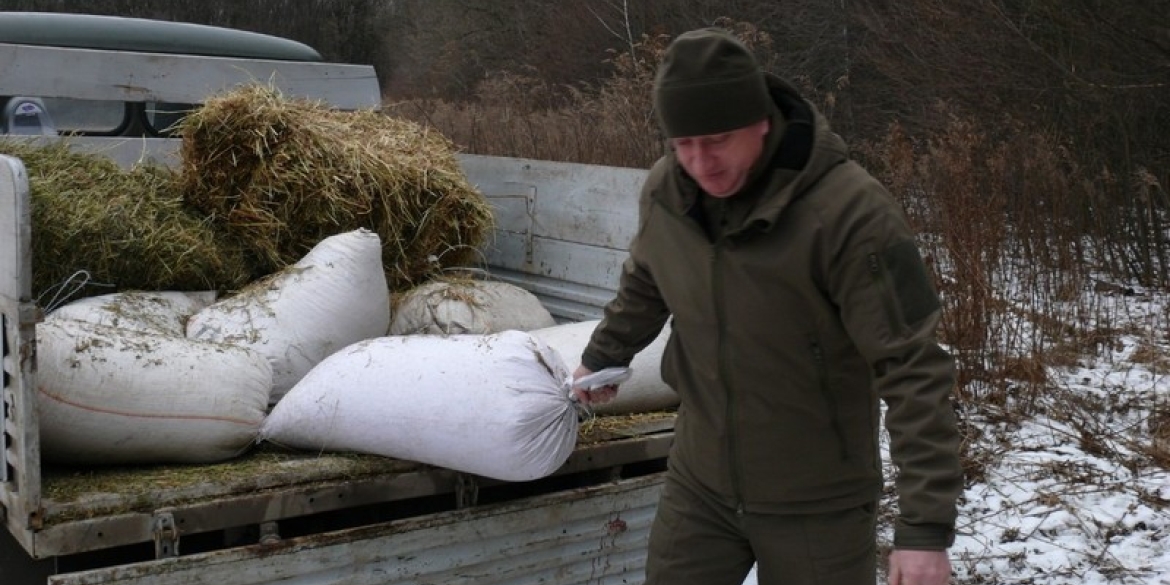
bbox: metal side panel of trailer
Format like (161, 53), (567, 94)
(460, 154), (648, 322)
(1, 154), (43, 553)
(46, 473), (664, 585)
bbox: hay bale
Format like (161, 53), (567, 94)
(0, 141), (253, 300)
(177, 85), (494, 290)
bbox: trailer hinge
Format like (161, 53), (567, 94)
(455, 473), (479, 509)
(152, 512), (180, 558)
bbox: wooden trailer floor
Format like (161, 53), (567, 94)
(38, 412), (676, 527)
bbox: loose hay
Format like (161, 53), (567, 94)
(40, 412), (676, 522)
(177, 85), (494, 290)
(40, 448), (422, 523)
(0, 141), (253, 301)
(577, 411), (677, 445)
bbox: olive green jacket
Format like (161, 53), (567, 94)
(582, 76), (963, 549)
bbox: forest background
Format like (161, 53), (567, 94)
(5, 0), (1170, 511)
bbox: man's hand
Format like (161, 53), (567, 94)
(888, 549), (951, 585)
(571, 365), (619, 405)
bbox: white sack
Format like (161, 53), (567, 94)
(186, 229), (391, 402)
(531, 319), (678, 415)
(47, 290), (217, 336)
(36, 319), (272, 465)
(389, 280), (556, 335)
(260, 330), (579, 482)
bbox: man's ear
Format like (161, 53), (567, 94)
(756, 118), (771, 136)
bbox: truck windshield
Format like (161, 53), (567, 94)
(27, 98), (195, 137)
(40, 97), (125, 134)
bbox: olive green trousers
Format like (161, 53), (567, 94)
(645, 474), (877, 585)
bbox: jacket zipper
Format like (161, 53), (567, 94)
(810, 338), (848, 460)
(712, 243), (746, 514)
(667, 200), (747, 513)
(868, 252), (904, 337)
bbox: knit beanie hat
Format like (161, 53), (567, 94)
(654, 28), (773, 138)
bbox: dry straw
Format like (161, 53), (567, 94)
(40, 413), (675, 521)
(0, 140), (252, 300)
(177, 85), (494, 291)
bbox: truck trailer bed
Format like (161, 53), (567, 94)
(27, 412), (674, 560)
(1, 23), (670, 583)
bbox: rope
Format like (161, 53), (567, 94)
(36, 270), (114, 313)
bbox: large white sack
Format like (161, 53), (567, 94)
(531, 319), (678, 415)
(186, 229), (391, 402)
(46, 290), (217, 336)
(36, 319), (272, 465)
(389, 279), (556, 335)
(260, 330), (579, 482)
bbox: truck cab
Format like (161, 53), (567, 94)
(0, 12), (668, 585)
(0, 12), (378, 139)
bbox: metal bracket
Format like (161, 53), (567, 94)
(152, 512), (180, 558)
(480, 182), (537, 266)
(455, 473), (479, 509)
(18, 303), (43, 324)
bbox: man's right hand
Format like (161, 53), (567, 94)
(571, 365), (620, 405)
(888, 549), (952, 585)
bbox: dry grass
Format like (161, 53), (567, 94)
(852, 107), (1162, 421)
(40, 447), (422, 523)
(40, 412), (675, 523)
(1149, 403), (1170, 468)
(177, 85), (495, 290)
(387, 31), (669, 170)
(1129, 342), (1170, 371)
(0, 140), (252, 302)
(577, 411), (676, 445)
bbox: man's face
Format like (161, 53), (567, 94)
(671, 118), (769, 198)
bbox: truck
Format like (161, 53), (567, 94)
(0, 12), (672, 584)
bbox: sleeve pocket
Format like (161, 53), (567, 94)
(882, 240), (940, 327)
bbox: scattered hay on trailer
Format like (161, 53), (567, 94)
(0, 140), (253, 302)
(40, 449), (425, 523)
(40, 412), (677, 522)
(577, 411), (677, 445)
(177, 85), (495, 291)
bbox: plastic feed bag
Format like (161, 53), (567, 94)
(261, 330), (579, 482)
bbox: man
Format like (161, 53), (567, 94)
(572, 28), (963, 585)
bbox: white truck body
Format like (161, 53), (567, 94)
(0, 29), (670, 585)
